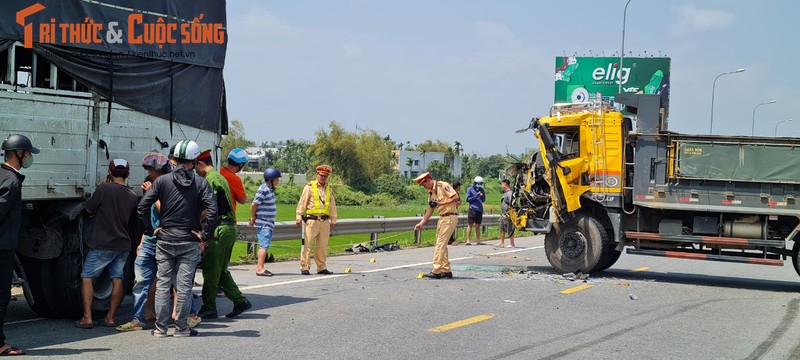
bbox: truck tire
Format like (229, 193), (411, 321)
(16, 254), (59, 318)
(594, 247), (622, 272)
(544, 214), (610, 273)
(50, 221), (85, 318)
(792, 241), (800, 278)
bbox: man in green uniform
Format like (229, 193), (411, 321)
(195, 150), (251, 319)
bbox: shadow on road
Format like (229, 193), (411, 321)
(6, 292), (315, 350)
(523, 265), (800, 293)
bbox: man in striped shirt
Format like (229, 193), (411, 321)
(249, 167), (281, 276)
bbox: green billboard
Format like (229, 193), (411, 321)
(554, 56), (671, 110)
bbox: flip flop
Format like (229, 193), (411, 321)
(0, 345), (25, 356)
(101, 320), (116, 327)
(256, 270), (273, 277)
(74, 320), (94, 329)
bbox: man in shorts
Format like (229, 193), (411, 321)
(498, 179), (516, 248)
(465, 176), (486, 245)
(250, 168), (281, 276)
(76, 159), (138, 329)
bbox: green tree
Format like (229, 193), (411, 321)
(308, 121), (394, 192)
(427, 160), (453, 182)
(414, 140), (450, 153)
(220, 119), (255, 158)
(274, 139), (313, 174)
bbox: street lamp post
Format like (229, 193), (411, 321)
(618, 0), (632, 94)
(775, 118), (794, 137)
(751, 100), (777, 136)
(710, 68), (746, 134)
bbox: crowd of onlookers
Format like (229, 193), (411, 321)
(1, 133), (516, 354)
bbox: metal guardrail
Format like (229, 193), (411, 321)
(236, 214), (501, 245)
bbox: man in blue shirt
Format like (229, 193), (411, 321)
(249, 167), (281, 276)
(465, 176), (486, 245)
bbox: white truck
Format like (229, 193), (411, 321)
(1, 1), (228, 317)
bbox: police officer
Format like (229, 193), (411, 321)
(0, 134), (39, 356)
(295, 165), (337, 275)
(413, 172), (459, 279)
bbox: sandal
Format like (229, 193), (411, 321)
(174, 328), (199, 337)
(151, 328), (170, 338)
(74, 320), (94, 329)
(0, 345), (25, 356)
(115, 320), (143, 332)
(256, 270), (273, 277)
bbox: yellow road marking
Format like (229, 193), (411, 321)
(631, 266), (650, 272)
(560, 284), (593, 294)
(428, 314), (494, 333)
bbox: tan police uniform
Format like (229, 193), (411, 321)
(414, 172), (459, 275)
(296, 165), (337, 272)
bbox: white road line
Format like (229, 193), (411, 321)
(6, 317), (45, 325)
(240, 274), (349, 291)
(240, 246), (543, 290)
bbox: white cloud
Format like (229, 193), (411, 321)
(342, 41), (363, 59)
(451, 21), (543, 77)
(241, 7), (294, 37)
(474, 21), (515, 44)
(670, 5), (735, 36)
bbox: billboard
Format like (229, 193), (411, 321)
(554, 56), (671, 111)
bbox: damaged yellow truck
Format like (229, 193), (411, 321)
(511, 93), (800, 275)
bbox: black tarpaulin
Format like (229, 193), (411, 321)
(0, 0), (228, 133)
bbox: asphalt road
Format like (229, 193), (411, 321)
(6, 235), (800, 360)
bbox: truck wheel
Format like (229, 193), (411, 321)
(16, 255), (58, 318)
(792, 241), (800, 277)
(544, 214), (610, 273)
(594, 247), (622, 272)
(12, 254), (35, 308)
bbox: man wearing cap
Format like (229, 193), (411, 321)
(195, 150), (251, 319)
(220, 148), (249, 213)
(76, 159), (138, 329)
(295, 164), (338, 275)
(413, 172), (459, 279)
(1, 134), (39, 356)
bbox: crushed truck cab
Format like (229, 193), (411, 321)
(511, 93), (800, 276)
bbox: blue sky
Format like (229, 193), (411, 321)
(224, 1), (799, 155)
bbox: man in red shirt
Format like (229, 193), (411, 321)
(220, 148), (248, 214)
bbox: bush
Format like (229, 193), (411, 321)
(406, 184), (428, 203)
(374, 173), (411, 198)
(333, 185), (369, 206)
(367, 193), (399, 207)
(275, 183), (304, 205)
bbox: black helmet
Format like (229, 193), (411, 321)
(263, 167), (282, 181)
(2, 134), (39, 154)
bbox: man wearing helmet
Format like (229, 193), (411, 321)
(220, 148), (249, 213)
(250, 167), (281, 276)
(465, 176), (486, 245)
(0, 134), (39, 356)
(195, 150), (252, 320)
(138, 140), (217, 337)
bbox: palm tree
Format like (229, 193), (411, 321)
(405, 157), (414, 176)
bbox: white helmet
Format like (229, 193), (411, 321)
(474, 176), (484, 183)
(173, 140), (201, 160)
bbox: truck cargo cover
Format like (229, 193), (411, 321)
(676, 141), (800, 184)
(0, 0), (228, 133)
